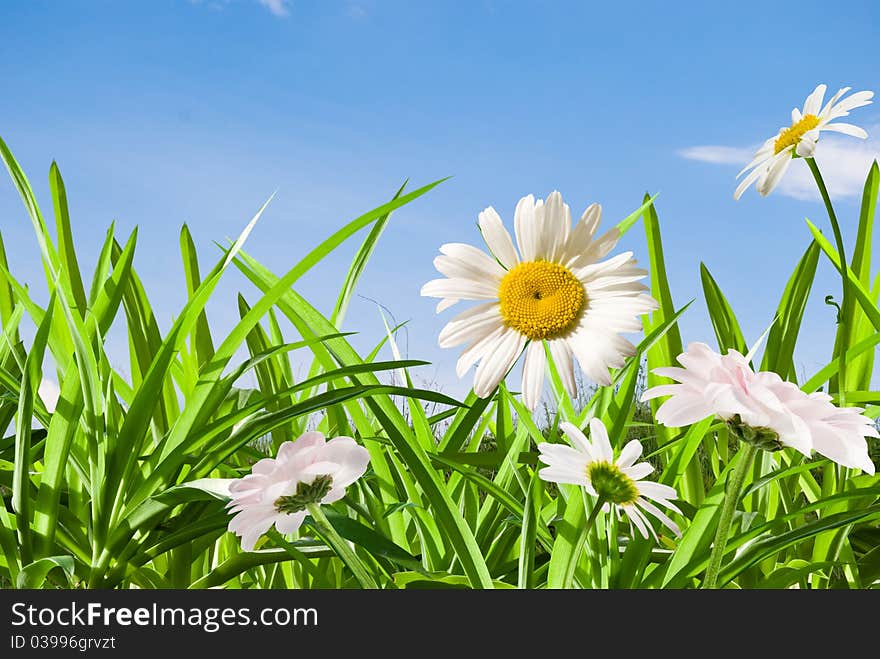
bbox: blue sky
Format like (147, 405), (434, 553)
(1, 0), (879, 399)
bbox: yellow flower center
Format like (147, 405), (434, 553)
(774, 114), (820, 154)
(498, 260), (585, 340)
(587, 461), (639, 506)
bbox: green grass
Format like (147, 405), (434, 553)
(0, 136), (878, 589)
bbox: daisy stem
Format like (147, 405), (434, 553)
(306, 504), (379, 589)
(702, 442), (758, 589)
(805, 157), (849, 404)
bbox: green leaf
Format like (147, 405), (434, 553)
(49, 162), (88, 318)
(760, 240), (820, 379)
(805, 218), (880, 332)
(518, 470), (542, 589)
(16, 555), (75, 589)
(700, 262), (747, 354)
(180, 224), (215, 368)
(13, 291), (56, 564)
(322, 510), (425, 574)
(718, 505), (880, 586)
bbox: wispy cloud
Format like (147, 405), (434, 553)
(679, 125), (880, 201)
(678, 145), (754, 165)
(258, 0), (290, 17)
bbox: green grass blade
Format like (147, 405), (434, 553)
(180, 224), (216, 368)
(805, 219), (880, 331)
(700, 262), (747, 354)
(13, 292), (56, 565)
(49, 162), (88, 317)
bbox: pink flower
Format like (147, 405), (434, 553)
(641, 342), (877, 474)
(227, 431), (370, 551)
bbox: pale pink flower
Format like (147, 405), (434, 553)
(642, 342), (877, 474)
(227, 431), (370, 551)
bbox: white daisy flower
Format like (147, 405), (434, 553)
(734, 83), (873, 199)
(421, 191), (658, 409)
(227, 431), (370, 551)
(641, 342), (877, 474)
(537, 418), (682, 540)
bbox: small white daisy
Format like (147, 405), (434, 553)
(227, 431), (370, 551)
(537, 418), (682, 540)
(421, 191), (658, 409)
(734, 83), (873, 199)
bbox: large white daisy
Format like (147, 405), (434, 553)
(538, 418), (682, 540)
(421, 191), (658, 409)
(734, 83), (873, 199)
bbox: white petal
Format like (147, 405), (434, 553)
(513, 194), (539, 262)
(820, 122), (868, 139)
(521, 340), (547, 410)
(318, 436), (371, 487)
(566, 329), (613, 386)
(621, 462), (653, 480)
(562, 203), (602, 266)
(421, 277), (499, 300)
(274, 511), (308, 535)
(802, 84), (827, 116)
(623, 505), (650, 539)
(548, 339), (576, 398)
(472, 328), (526, 397)
(538, 466), (590, 487)
(795, 131), (818, 158)
(436, 298), (458, 313)
(617, 439), (643, 468)
(640, 383), (683, 401)
(736, 138), (775, 178)
(636, 480), (678, 503)
(756, 152), (792, 196)
(653, 392), (715, 427)
(436, 242), (506, 280)
(541, 190), (571, 262)
(438, 302), (503, 348)
(825, 90), (874, 120)
(818, 87), (850, 118)
(734, 163), (767, 200)
(588, 418), (613, 462)
(809, 422), (875, 475)
(478, 206), (520, 269)
(636, 498), (681, 537)
(456, 325), (507, 377)
(559, 422), (593, 457)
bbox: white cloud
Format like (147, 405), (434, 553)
(679, 124), (880, 201)
(677, 145), (754, 165)
(258, 0), (290, 17)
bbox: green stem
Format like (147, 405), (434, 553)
(306, 504), (378, 589)
(806, 157), (850, 404)
(702, 442), (758, 589)
(562, 493), (606, 589)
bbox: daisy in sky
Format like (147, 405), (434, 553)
(734, 83), (873, 199)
